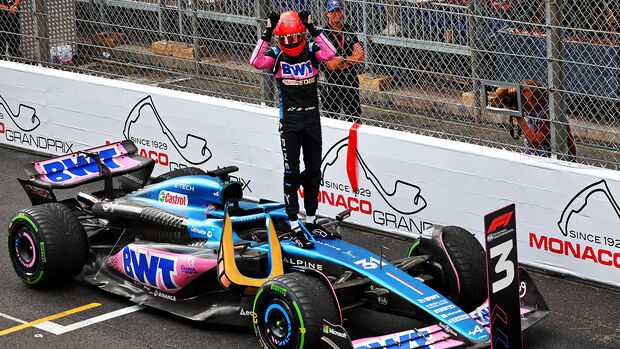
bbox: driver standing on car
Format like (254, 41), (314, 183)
(250, 11), (336, 249)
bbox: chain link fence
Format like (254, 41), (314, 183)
(1, 0), (618, 169)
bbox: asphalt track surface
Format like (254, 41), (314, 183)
(0, 146), (618, 349)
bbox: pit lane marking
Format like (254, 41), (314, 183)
(0, 303), (101, 336)
(0, 304), (144, 336)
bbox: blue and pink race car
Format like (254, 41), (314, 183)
(8, 140), (549, 348)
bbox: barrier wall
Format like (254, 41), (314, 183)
(1, 61), (619, 288)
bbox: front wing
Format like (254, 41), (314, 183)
(322, 268), (549, 349)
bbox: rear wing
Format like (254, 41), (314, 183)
(18, 140), (155, 205)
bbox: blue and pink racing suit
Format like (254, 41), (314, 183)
(250, 34), (336, 221)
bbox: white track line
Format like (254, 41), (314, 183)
(0, 305), (144, 335)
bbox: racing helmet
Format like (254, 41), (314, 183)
(274, 11), (307, 57)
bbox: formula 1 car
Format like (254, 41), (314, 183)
(8, 140), (549, 348)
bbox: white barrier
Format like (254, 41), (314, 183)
(1, 60), (618, 288)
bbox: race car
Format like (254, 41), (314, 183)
(7, 140), (549, 348)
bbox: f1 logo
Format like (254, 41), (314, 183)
(486, 211), (513, 234)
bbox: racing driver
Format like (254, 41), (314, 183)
(250, 11), (336, 249)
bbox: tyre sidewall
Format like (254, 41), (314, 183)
(8, 211), (48, 286)
(253, 279), (306, 349)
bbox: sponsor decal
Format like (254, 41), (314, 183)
(120, 245), (179, 291)
(484, 204), (522, 348)
(270, 284), (287, 296)
(433, 304), (456, 314)
(438, 322), (458, 337)
(190, 226), (213, 238)
(123, 173), (144, 185)
(447, 314), (470, 323)
(123, 96), (212, 171)
(159, 190), (188, 207)
(36, 145), (126, 183)
(174, 183), (195, 192)
(425, 299), (448, 309)
(153, 290), (176, 301)
(417, 294), (439, 304)
(239, 308), (253, 317)
(24, 184), (53, 199)
(280, 61), (314, 78)
(282, 257), (324, 271)
(322, 324), (347, 338)
(39, 242), (46, 263)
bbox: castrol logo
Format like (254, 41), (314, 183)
(159, 190), (188, 207)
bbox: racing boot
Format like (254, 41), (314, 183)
(290, 226), (314, 249)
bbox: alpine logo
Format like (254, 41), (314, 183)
(159, 190), (188, 207)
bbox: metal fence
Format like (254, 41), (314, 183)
(1, 0), (618, 169)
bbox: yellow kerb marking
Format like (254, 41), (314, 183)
(0, 303), (102, 336)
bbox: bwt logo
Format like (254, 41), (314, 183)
(280, 61), (313, 78)
(41, 147), (121, 183)
(122, 246), (179, 291)
(487, 211), (513, 234)
(159, 190), (188, 207)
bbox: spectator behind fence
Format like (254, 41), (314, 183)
(0, 0), (21, 59)
(321, 0), (365, 123)
(250, 11), (336, 249)
(496, 80), (577, 161)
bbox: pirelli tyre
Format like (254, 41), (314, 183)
(8, 203), (88, 288)
(150, 167), (207, 184)
(408, 225), (487, 312)
(253, 273), (339, 349)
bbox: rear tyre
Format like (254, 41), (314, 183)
(150, 167), (207, 184)
(408, 226), (486, 312)
(253, 273), (339, 349)
(7, 203), (88, 288)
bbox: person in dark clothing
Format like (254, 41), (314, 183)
(322, 0), (365, 122)
(0, 0), (21, 59)
(250, 11), (336, 249)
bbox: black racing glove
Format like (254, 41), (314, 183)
(298, 11), (321, 37)
(261, 12), (280, 42)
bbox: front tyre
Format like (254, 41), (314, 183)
(253, 273), (338, 349)
(8, 203), (88, 288)
(408, 225), (486, 312)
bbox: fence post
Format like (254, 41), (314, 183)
(33, 0), (49, 63)
(255, 0), (275, 107)
(468, 0), (481, 120)
(546, 0), (569, 159)
(191, 0), (200, 72)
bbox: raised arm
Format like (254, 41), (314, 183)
(312, 33), (337, 62)
(249, 12), (280, 70)
(249, 39), (276, 70)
